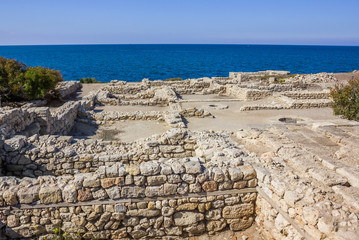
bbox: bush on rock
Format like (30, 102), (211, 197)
(330, 78), (359, 121)
(0, 56), (63, 102)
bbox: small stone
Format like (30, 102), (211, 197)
(164, 183), (178, 195)
(78, 188), (93, 201)
(184, 159), (202, 174)
(126, 164), (140, 176)
(145, 186), (163, 197)
(83, 176), (100, 188)
(121, 186), (145, 198)
(239, 165), (256, 180)
(222, 204), (254, 219)
(176, 203), (198, 211)
(173, 212), (204, 226)
(202, 181), (218, 192)
(140, 161), (160, 176)
(105, 186), (121, 200)
(63, 184), (77, 203)
(147, 175), (167, 185)
(228, 168), (243, 181)
(101, 178), (116, 189)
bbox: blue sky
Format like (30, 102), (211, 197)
(1, 0), (358, 46)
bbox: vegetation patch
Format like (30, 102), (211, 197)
(79, 77), (101, 83)
(0, 56), (63, 102)
(165, 77), (183, 81)
(330, 78), (359, 121)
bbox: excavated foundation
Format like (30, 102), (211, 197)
(1, 71), (359, 239)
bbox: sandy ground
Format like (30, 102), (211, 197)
(334, 71), (359, 82)
(71, 120), (169, 142)
(76, 83), (108, 99)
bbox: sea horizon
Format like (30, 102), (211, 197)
(1, 43), (359, 47)
(1, 44), (359, 82)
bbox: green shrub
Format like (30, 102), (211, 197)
(79, 77), (100, 83)
(24, 67), (63, 100)
(0, 56), (64, 102)
(330, 78), (359, 121)
(0, 56), (27, 100)
(165, 77), (183, 81)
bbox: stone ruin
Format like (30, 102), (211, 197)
(0, 70), (358, 239)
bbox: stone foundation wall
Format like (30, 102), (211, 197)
(55, 81), (82, 99)
(282, 91), (330, 100)
(0, 101), (81, 138)
(0, 107), (37, 137)
(226, 86), (273, 101)
(0, 129), (197, 177)
(0, 154), (257, 239)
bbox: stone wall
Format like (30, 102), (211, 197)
(55, 81), (82, 99)
(0, 101), (81, 138)
(226, 86), (273, 101)
(0, 107), (37, 138)
(0, 129), (258, 239)
(229, 70), (290, 82)
(0, 129), (197, 177)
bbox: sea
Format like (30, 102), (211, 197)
(0, 44), (358, 82)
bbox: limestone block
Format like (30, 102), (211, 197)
(140, 161), (160, 176)
(17, 185), (40, 204)
(222, 203), (254, 219)
(39, 186), (62, 204)
(173, 212), (204, 226)
(121, 186), (145, 198)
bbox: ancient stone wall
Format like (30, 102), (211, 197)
(0, 129), (197, 177)
(226, 86), (273, 101)
(55, 81), (82, 99)
(0, 107), (37, 138)
(0, 129), (258, 239)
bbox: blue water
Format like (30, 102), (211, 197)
(0, 44), (358, 82)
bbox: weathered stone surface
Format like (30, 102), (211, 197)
(205, 209), (222, 220)
(39, 186), (62, 204)
(145, 186), (163, 197)
(184, 159), (202, 174)
(105, 186), (121, 200)
(147, 175), (167, 185)
(101, 178), (116, 189)
(163, 183), (178, 195)
(140, 161), (160, 176)
(176, 203), (198, 211)
(173, 212), (204, 226)
(121, 186), (145, 198)
(202, 181), (218, 192)
(3, 189), (19, 205)
(229, 216), (254, 231)
(239, 165), (256, 180)
(4, 135), (26, 151)
(78, 188), (93, 201)
(17, 185), (40, 204)
(228, 167), (243, 181)
(126, 164), (140, 176)
(127, 209), (161, 217)
(207, 219), (227, 232)
(303, 206), (319, 225)
(222, 203), (254, 219)
(212, 167), (225, 182)
(83, 176), (100, 188)
(63, 184), (77, 203)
